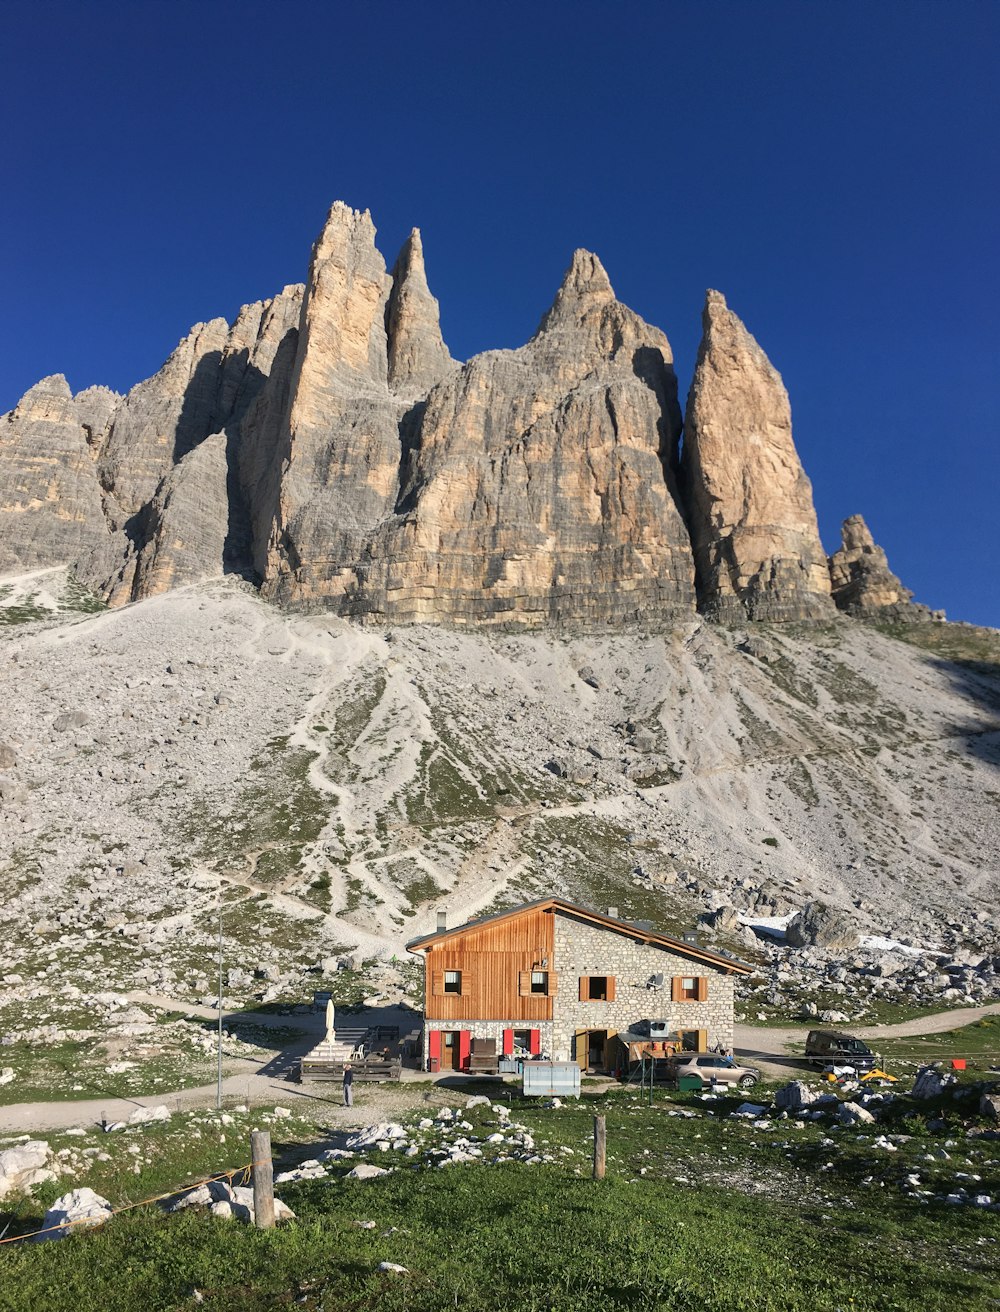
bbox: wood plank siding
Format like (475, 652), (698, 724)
(422, 905), (555, 1022)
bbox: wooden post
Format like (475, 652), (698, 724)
(593, 1114), (606, 1180)
(250, 1130), (275, 1229)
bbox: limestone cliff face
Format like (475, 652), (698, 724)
(255, 203), (408, 605)
(115, 433), (232, 603)
(682, 291), (833, 622)
(347, 250), (694, 624)
(2, 202), (917, 632)
(828, 515), (931, 619)
(98, 285), (303, 529)
(0, 376), (117, 576)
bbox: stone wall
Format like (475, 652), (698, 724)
(552, 915), (736, 1058)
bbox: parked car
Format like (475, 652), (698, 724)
(804, 1029), (876, 1071)
(669, 1053), (761, 1089)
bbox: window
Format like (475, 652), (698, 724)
(579, 975), (616, 1002)
(672, 975), (709, 1002)
(444, 970), (462, 994)
(519, 970), (558, 996)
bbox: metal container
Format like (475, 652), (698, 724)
(522, 1061), (581, 1098)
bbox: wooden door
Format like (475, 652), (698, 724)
(442, 1030), (461, 1070)
(574, 1030), (589, 1069)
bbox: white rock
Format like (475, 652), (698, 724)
(127, 1104), (170, 1126)
(347, 1163), (390, 1180)
(38, 1188), (112, 1240)
(0, 1140), (53, 1200)
(378, 1262), (409, 1275)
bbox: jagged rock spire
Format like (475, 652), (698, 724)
(682, 290), (833, 622)
(385, 228), (456, 398)
(828, 514), (933, 619)
(537, 249), (616, 334)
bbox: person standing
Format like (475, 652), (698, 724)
(343, 1062), (354, 1107)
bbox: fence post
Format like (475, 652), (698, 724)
(250, 1129), (275, 1229)
(593, 1115), (606, 1180)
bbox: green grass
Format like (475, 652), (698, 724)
(3, 1089), (1000, 1311)
(876, 1014), (1000, 1066)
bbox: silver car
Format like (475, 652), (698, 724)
(671, 1053), (760, 1090)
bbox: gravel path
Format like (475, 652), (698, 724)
(5, 1003), (1000, 1135)
(734, 1000), (1000, 1077)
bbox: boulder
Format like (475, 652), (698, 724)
(0, 1140), (54, 1200)
(912, 1066), (957, 1099)
(786, 902), (860, 951)
(37, 1188), (112, 1240)
(774, 1081), (817, 1111)
(979, 1093), (1000, 1121)
(838, 1102), (876, 1126)
(346, 1163), (391, 1180)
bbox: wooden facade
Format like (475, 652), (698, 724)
(421, 904), (556, 1023)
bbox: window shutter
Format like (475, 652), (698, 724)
(519, 971), (532, 996)
(432, 971), (444, 997)
(428, 1030), (441, 1061)
(606, 976), (616, 1002)
(579, 976), (589, 1002)
(671, 976), (683, 1003)
(697, 1029), (707, 1051)
(502, 1028), (514, 1057)
(697, 976), (709, 1003)
(529, 1028), (541, 1055)
(458, 1030), (471, 1070)
(459, 971), (468, 996)
(547, 971), (558, 996)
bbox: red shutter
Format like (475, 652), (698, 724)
(458, 1030), (471, 1070)
(529, 1028), (541, 1055)
(428, 1030), (441, 1061)
(502, 1028), (514, 1056)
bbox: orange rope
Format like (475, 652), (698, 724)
(0, 1160), (273, 1246)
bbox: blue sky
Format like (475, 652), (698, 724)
(2, 1), (997, 624)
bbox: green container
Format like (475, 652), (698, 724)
(678, 1075), (703, 1092)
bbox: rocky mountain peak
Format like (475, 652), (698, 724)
(11, 373), (73, 420)
(385, 227), (456, 398)
(0, 202), (942, 633)
(682, 290), (833, 621)
(828, 514), (934, 619)
(535, 248), (617, 338)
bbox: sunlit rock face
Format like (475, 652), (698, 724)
(3, 202), (907, 633)
(682, 290), (833, 622)
(342, 249), (695, 625)
(0, 375), (116, 577)
(828, 514), (931, 620)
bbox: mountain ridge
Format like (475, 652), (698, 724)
(0, 201), (940, 629)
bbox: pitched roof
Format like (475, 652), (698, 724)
(405, 896), (753, 975)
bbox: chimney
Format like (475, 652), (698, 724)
(436, 910), (447, 932)
(683, 930), (699, 946)
(607, 906), (619, 920)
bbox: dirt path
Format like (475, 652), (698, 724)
(0, 1002), (431, 1136)
(734, 1000), (1000, 1077)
